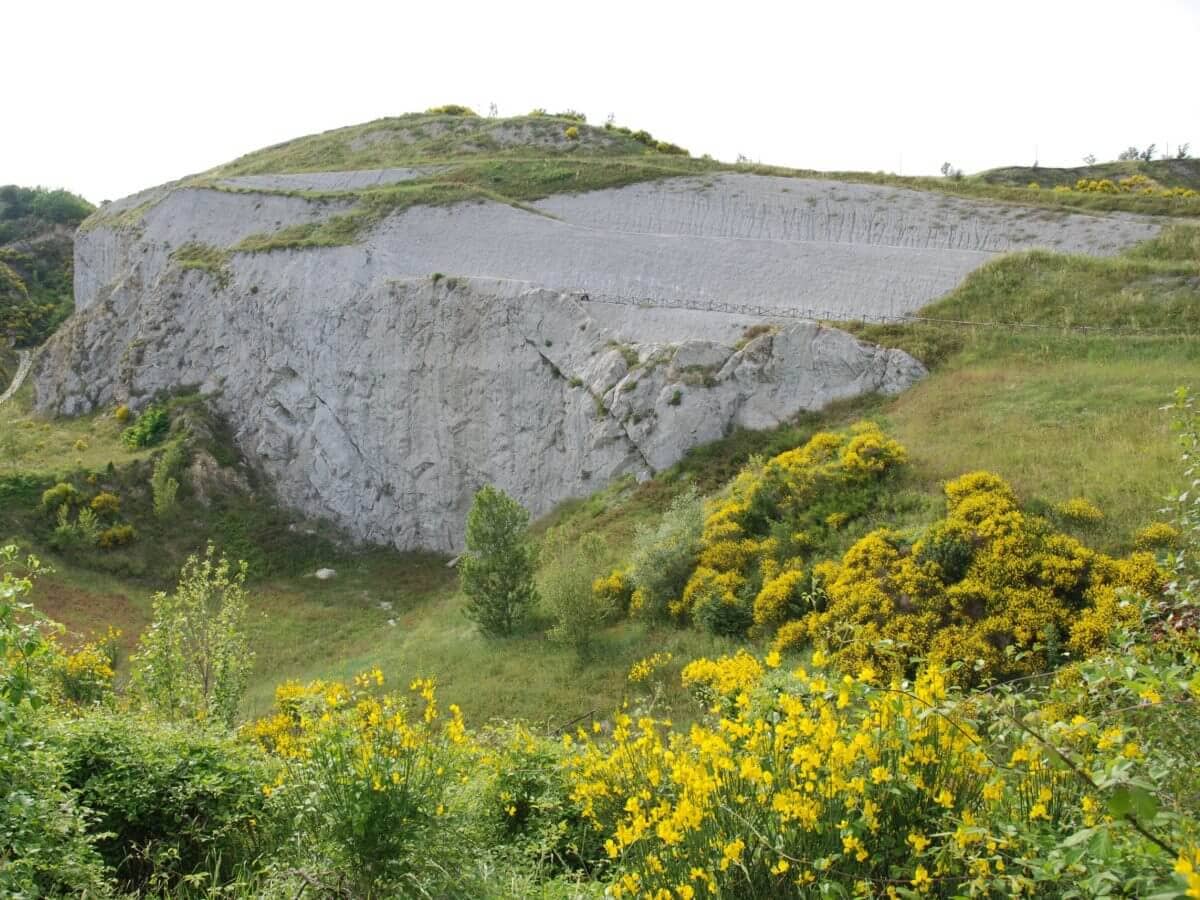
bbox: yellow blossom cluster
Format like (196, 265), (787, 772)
(773, 470), (1163, 683)
(566, 653), (1083, 897)
(1055, 497), (1104, 524)
(54, 626), (120, 704)
(674, 423), (905, 631)
(1058, 174), (1198, 199)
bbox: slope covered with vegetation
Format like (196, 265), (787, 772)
(3, 209), (1199, 895)
(0, 185), (93, 347)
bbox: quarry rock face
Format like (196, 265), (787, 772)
(35, 170), (1159, 550)
(36, 269), (922, 551)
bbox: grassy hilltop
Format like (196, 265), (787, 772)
(4, 113), (1200, 897)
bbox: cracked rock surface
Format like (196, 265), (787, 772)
(35, 271), (923, 551)
(44, 168), (1154, 550)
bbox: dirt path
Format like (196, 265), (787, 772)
(0, 349), (31, 406)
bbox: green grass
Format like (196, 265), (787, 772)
(0, 382), (150, 477)
(169, 242), (231, 288)
(210, 113), (684, 177)
(232, 156), (721, 252)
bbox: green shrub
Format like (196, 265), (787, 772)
(51, 503), (100, 550)
(121, 404), (169, 449)
(476, 722), (599, 873)
(1, 545), (113, 896)
(564, 125), (580, 141)
(151, 441), (186, 519)
(130, 544), (253, 728)
(459, 486), (539, 637)
(541, 532), (613, 660)
(693, 589), (754, 637)
(0, 714), (113, 897)
(53, 711), (270, 894)
(40, 480), (80, 510)
(628, 487), (704, 619)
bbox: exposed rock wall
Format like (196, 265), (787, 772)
(44, 169), (1159, 550)
(35, 269), (923, 551)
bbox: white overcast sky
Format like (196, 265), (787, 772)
(5, 0), (1199, 203)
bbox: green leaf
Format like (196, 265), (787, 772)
(1060, 826), (1097, 848)
(1128, 785), (1160, 821)
(1106, 786), (1133, 818)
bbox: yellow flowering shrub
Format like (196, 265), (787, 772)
(1056, 496), (1104, 524)
(1070, 175), (1198, 200)
(567, 619), (1200, 897)
(55, 627), (120, 704)
(672, 423), (906, 633)
(594, 568), (635, 614)
(248, 669), (475, 892)
(753, 567), (808, 629)
(772, 471), (1164, 684)
(1135, 521), (1181, 551)
(568, 655), (1056, 897)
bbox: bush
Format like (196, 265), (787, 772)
(541, 532), (612, 659)
(1, 545), (113, 896)
(459, 486), (539, 637)
(54, 710), (270, 893)
(628, 487), (704, 620)
(130, 544), (253, 728)
(56, 631), (118, 704)
(121, 404), (169, 449)
(425, 104), (477, 116)
(113, 403), (131, 423)
(569, 625), (1200, 899)
(593, 567), (634, 616)
(564, 125), (580, 141)
(89, 491), (121, 516)
(1057, 496), (1105, 523)
(0, 714), (113, 897)
(151, 441), (186, 519)
(96, 523), (136, 549)
(1135, 521), (1181, 551)
(249, 672), (477, 896)
(41, 480), (80, 510)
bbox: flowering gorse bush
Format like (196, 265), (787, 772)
(566, 624), (1200, 898)
(673, 423), (906, 635)
(249, 670), (476, 894)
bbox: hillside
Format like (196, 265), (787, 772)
(979, 156), (1200, 190)
(0, 185), (93, 348)
(5, 111), (1200, 898)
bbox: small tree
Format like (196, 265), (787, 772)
(131, 544), (252, 728)
(628, 487), (704, 619)
(459, 486), (538, 637)
(1177, 143), (1192, 160)
(542, 531), (612, 660)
